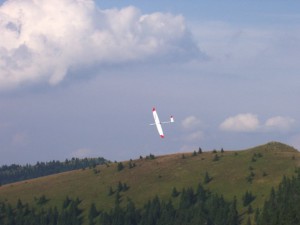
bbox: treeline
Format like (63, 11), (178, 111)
(96, 183), (240, 225)
(0, 183), (239, 225)
(2, 171), (300, 225)
(0, 157), (107, 185)
(257, 169), (300, 225)
(0, 196), (82, 225)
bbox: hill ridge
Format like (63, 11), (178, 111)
(0, 141), (299, 224)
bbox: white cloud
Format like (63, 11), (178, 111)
(0, 0), (200, 89)
(264, 116), (295, 131)
(220, 113), (296, 133)
(181, 116), (201, 129)
(219, 113), (260, 132)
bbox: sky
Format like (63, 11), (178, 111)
(0, 0), (300, 165)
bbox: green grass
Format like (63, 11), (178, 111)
(0, 141), (299, 224)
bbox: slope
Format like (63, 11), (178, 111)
(0, 141), (299, 220)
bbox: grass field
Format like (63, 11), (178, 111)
(0, 141), (299, 224)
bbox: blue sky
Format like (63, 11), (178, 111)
(0, 0), (300, 165)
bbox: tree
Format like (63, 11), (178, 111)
(117, 162), (124, 171)
(171, 187), (179, 197)
(242, 191), (255, 206)
(204, 171), (212, 184)
(227, 196), (239, 225)
(198, 147), (202, 154)
(108, 186), (114, 196)
(88, 203), (98, 225)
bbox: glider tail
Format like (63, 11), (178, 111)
(170, 116), (174, 123)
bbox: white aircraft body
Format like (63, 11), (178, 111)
(150, 107), (174, 138)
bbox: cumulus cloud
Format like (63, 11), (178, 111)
(219, 113), (260, 132)
(220, 113), (296, 132)
(182, 116), (201, 129)
(0, 0), (200, 89)
(264, 116), (295, 131)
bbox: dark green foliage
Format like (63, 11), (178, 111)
(128, 160), (136, 169)
(246, 171), (255, 183)
(262, 171), (268, 177)
(117, 181), (129, 193)
(257, 172), (300, 225)
(192, 151), (197, 156)
(115, 192), (122, 205)
(0, 183), (241, 225)
(36, 194), (49, 206)
(99, 183), (240, 225)
(204, 171), (212, 184)
(93, 168), (100, 174)
(0, 196), (82, 225)
(198, 147), (202, 154)
(146, 154), (155, 160)
(0, 157), (107, 185)
(88, 203), (99, 225)
(247, 204), (253, 214)
(242, 191), (255, 206)
(171, 187), (179, 197)
(117, 162), (125, 171)
(246, 217), (252, 225)
(251, 153), (263, 163)
(108, 186), (114, 196)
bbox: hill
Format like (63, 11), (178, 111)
(0, 141), (299, 224)
(0, 157), (108, 185)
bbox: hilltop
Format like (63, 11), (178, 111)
(0, 141), (299, 224)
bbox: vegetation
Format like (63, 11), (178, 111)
(257, 170), (300, 225)
(0, 196), (82, 225)
(0, 141), (299, 225)
(0, 184), (239, 225)
(98, 183), (239, 225)
(0, 157), (107, 185)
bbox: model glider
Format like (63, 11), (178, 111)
(150, 107), (174, 138)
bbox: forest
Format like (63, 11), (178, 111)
(1, 170), (300, 225)
(0, 157), (107, 185)
(0, 182), (239, 225)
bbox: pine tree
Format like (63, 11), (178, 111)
(88, 203), (98, 225)
(171, 187), (179, 197)
(198, 147), (202, 154)
(204, 171), (212, 184)
(117, 162), (124, 171)
(227, 196), (239, 225)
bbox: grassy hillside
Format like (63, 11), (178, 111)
(0, 141), (299, 223)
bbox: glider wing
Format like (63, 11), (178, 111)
(152, 107), (164, 138)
